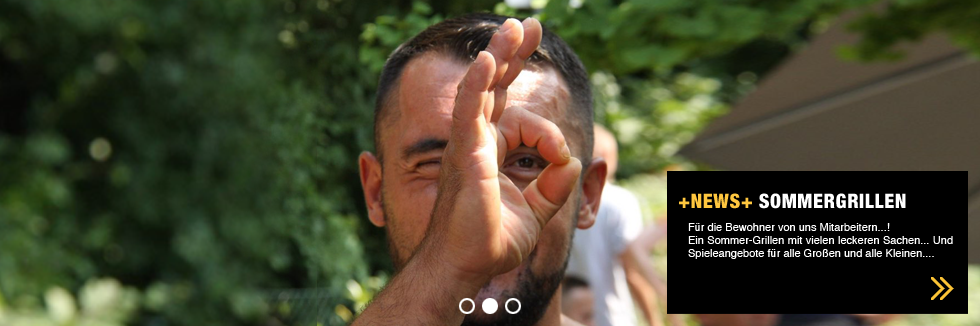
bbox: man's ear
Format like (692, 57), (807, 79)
(576, 157), (607, 229)
(359, 151), (386, 227)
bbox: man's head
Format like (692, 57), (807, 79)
(358, 13), (606, 326)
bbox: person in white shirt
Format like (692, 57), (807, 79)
(565, 125), (668, 326)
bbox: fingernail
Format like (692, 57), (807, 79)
(522, 17), (533, 29)
(561, 143), (571, 160)
(501, 18), (518, 33)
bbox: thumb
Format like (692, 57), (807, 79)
(522, 157), (582, 229)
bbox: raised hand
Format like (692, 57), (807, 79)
(423, 17), (582, 280)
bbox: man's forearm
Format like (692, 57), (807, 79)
(627, 240), (667, 300)
(624, 241), (683, 326)
(352, 244), (487, 326)
(625, 269), (663, 326)
(623, 246), (664, 326)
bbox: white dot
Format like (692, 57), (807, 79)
(482, 298), (498, 314)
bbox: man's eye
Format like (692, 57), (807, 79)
(505, 155), (547, 171)
(413, 160), (441, 179)
(503, 154), (547, 186)
(516, 157), (535, 168)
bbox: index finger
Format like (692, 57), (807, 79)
(491, 18), (543, 123)
(484, 18), (523, 88)
(497, 18), (543, 90)
(516, 18), (542, 61)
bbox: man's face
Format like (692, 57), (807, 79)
(362, 51), (601, 325)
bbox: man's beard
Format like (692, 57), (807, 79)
(458, 248), (568, 326)
(382, 199), (579, 326)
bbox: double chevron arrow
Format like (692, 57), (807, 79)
(931, 277), (954, 300)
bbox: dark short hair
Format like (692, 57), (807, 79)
(373, 12), (593, 161)
(561, 275), (590, 295)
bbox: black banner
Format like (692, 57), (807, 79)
(667, 171), (966, 314)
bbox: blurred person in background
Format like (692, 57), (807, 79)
(566, 125), (671, 326)
(561, 276), (596, 326)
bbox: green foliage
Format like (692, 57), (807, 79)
(844, 0), (980, 61)
(538, 0), (875, 74)
(3, 0), (980, 325)
(360, 2), (445, 74)
(0, 278), (140, 326)
(592, 71), (729, 175)
(0, 0), (378, 324)
(529, 0), (883, 175)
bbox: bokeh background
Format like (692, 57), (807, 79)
(1, 0), (977, 325)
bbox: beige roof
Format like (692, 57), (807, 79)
(679, 13), (979, 263)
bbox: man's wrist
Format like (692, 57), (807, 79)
(351, 238), (488, 326)
(415, 236), (492, 290)
(391, 240), (489, 322)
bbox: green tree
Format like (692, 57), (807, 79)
(0, 0), (380, 324)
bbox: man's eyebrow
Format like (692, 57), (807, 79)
(402, 138), (448, 160)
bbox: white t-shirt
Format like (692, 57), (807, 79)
(565, 183), (644, 326)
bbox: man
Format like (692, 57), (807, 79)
(565, 125), (666, 326)
(355, 13), (607, 326)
